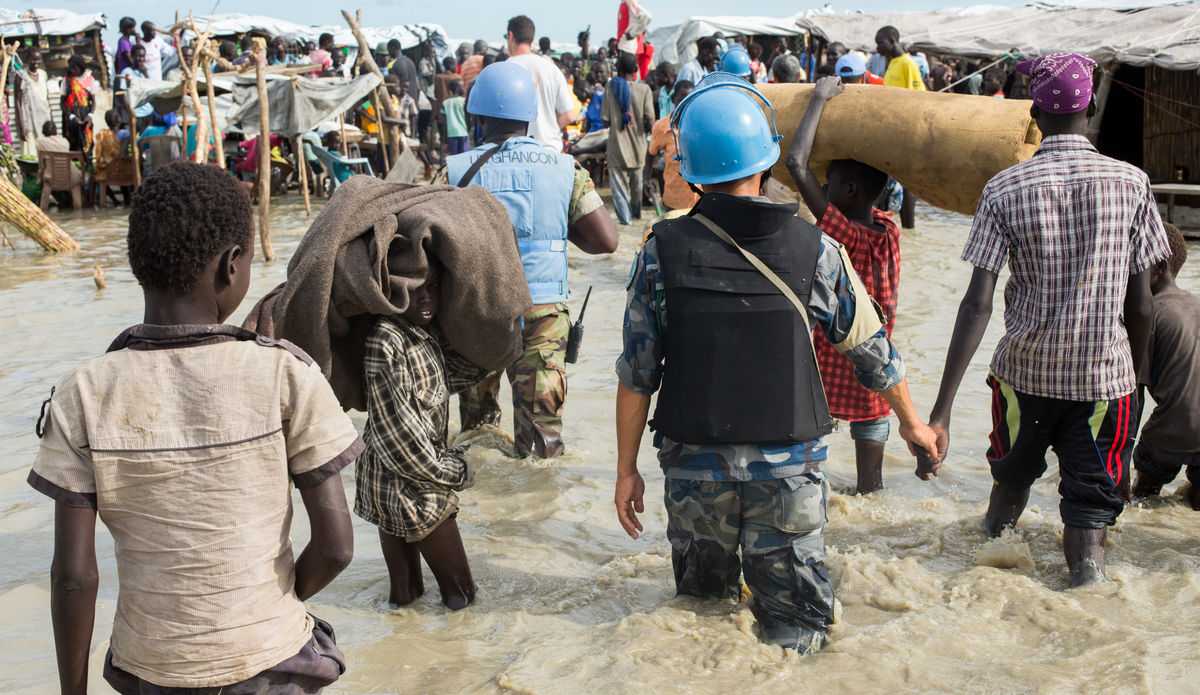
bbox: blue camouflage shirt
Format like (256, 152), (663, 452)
(616, 225), (905, 482)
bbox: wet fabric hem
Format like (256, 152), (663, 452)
(27, 470), (96, 508)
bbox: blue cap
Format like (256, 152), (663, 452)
(835, 54), (866, 78)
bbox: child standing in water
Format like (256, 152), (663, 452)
(357, 260), (491, 609)
(29, 162), (362, 693)
(785, 75), (904, 494)
(1132, 223), (1200, 509)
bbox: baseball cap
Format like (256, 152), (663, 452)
(835, 54), (867, 78)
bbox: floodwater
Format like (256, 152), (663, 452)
(1, 197), (1198, 695)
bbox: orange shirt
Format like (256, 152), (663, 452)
(647, 117), (699, 212)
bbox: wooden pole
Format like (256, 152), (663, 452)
(129, 85), (141, 187)
(92, 30), (108, 88)
(341, 10), (400, 168)
(0, 174), (78, 251)
(293, 135), (311, 216)
(254, 46), (274, 261)
(337, 114), (348, 156)
(203, 61), (224, 168)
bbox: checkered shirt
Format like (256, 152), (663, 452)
(356, 317), (491, 539)
(813, 203), (900, 421)
(962, 134), (1170, 401)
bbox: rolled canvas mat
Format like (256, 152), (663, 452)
(757, 84), (1042, 216)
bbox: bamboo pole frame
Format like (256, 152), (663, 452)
(293, 134), (311, 216)
(204, 61), (224, 168)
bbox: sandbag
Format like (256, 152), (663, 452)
(758, 84), (1042, 216)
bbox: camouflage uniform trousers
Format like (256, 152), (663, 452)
(665, 472), (834, 653)
(458, 304), (569, 458)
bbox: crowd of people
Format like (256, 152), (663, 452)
(20, 5), (1197, 695)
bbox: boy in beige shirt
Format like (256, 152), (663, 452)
(29, 162), (364, 694)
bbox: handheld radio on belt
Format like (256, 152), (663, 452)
(564, 285), (593, 364)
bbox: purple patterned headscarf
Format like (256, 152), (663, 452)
(1016, 52), (1096, 114)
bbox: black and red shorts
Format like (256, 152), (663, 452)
(985, 374), (1136, 529)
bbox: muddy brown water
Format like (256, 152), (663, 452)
(1, 199), (1198, 694)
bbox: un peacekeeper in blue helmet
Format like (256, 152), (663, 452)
(718, 44), (754, 81)
(445, 61), (618, 459)
(613, 73), (941, 653)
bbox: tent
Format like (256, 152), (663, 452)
(189, 14), (332, 43)
(648, 15), (807, 66)
(225, 72), (382, 136)
(0, 7), (104, 36)
(792, 2), (1200, 71)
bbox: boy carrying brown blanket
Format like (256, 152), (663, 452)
(243, 176), (530, 411)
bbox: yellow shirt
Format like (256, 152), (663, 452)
(883, 54), (925, 90)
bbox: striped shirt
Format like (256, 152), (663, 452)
(962, 134), (1169, 401)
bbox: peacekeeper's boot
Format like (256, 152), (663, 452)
(1063, 525), (1107, 588)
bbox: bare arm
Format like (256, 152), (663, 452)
(784, 76), (842, 220)
(51, 503), (98, 695)
(569, 206), (618, 254)
(557, 109), (575, 129)
(615, 382), (651, 539)
(877, 378), (938, 460)
(1123, 269), (1153, 380)
(924, 267), (999, 472)
(293, 473), (354, 601)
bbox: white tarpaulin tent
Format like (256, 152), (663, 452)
(793, 2), (1200, 71)
(0, 7), (105, 36)
(190, 14), (331, 43)
(650, 15), (807, 66)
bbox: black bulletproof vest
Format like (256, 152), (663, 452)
(650, 195), (833, 445)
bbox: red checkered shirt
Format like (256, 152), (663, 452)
(962, 134), (1170, 401)
(813, 202), (900, 421)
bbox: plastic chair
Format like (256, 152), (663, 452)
(98, 139), (136, 209)
(139, 134), (183, 176)
(38, 150), (84, 211)
(311, 145), (372, 196)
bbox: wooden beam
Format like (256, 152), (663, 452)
(341, 9), (401, 169)
(293, 135), (311, 216)
(204, 61), (225, 168)
(254, 45), (274, 261)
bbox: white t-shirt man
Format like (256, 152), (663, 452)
(140, 35), (173, 81)
(506, 52), (575, 151)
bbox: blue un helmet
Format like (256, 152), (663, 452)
(467, 62), (538, 122)
(718, 45), (753, 78)
(670, 73), (782, 185)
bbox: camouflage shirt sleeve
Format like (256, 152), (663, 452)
(569, 163), (604, 224)
(808, 234), (905, 392)
(615, 237), (666, 395)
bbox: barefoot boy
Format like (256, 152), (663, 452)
(29, 162), (363, 694)
(785, 76), (903, 493)
(1132, 223), (1200, 509)
(357, 261), (492, 609)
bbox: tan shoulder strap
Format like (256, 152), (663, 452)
(691, 213), (813, 334)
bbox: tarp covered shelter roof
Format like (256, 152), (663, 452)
(649, 15), (806, 67)
(226, 72), (382, 136)
(189, 13), (329, 42)
(0, 7), (105, 36)
(793, 2), (1200, 71)
(190, 14), (449, 53)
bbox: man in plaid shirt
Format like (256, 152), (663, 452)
(786, 75), (904, 494)
(924, 53), (1169, 587)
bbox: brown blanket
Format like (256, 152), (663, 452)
(242, 176), (530, 411)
